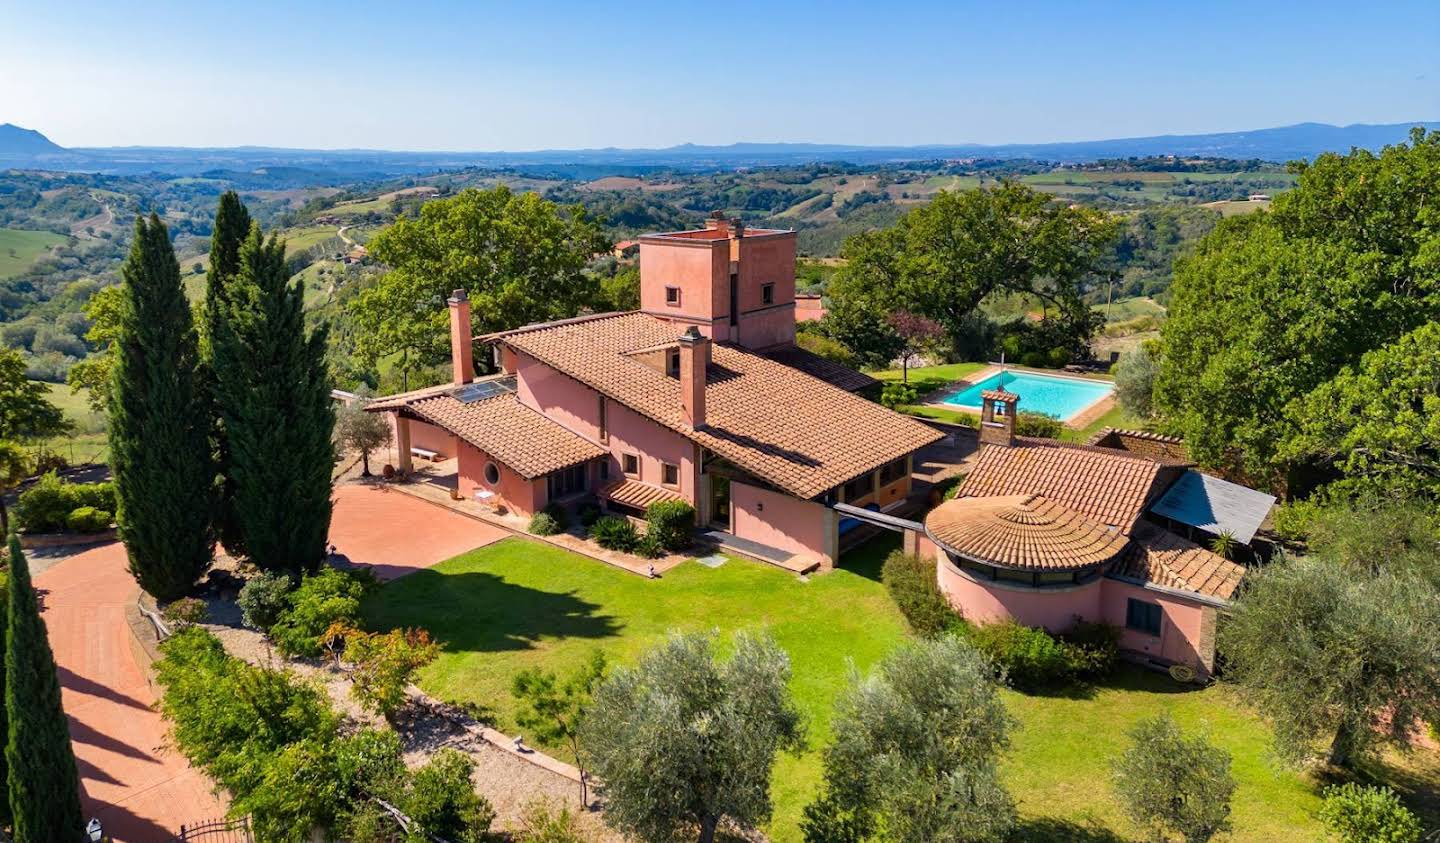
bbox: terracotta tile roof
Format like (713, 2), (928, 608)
(368, 380), (468, 411)
(1086, 427), (1191, 464)
(602, 478), (683, 510)
(1113, 521), (1246, 600)
(499, 313), (942, 500)
(402, 393), (606, 480)
(760, 346), (877, 392)
(924, 493), (1129, 572)
(959, 438), (1181, 533)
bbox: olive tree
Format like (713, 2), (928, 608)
(1110, 713), (1235, 842)
(335, 388), (392, 477)
(1219, 555), (1440, 768)
(580, 631), (804, 843)
(1113, 343), (1160, 420)
(802, 635), (1015, 843)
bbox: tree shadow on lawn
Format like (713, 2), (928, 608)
(1010, 816), (1130, 843)
(362, 568), (621, 655)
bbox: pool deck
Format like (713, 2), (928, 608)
(919, 364), (1115, 431)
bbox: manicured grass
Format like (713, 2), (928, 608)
(0, 229), (67, 279)
(1061, 402), (1148, 444)
(362, 533), (1342, 841)
(871, 361), (987, 395)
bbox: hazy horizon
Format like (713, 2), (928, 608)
(4, 0), (1437, 151)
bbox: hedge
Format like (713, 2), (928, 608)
(15, 473), (117, 533)
(644, 500), (695, 551)
(881, 550), (957, 636)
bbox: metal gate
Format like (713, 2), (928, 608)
(177, 816), (253, 843)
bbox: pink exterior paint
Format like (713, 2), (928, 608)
(936, 557), (1102, 631)
(512, 350), (697, 503)
(639, 238), (730, 336)
(1099, 579), (1211, 669)
(730, 480), (831, 564)
(456, 440), (545, 516)
(933, 544), (1218, 672)
(387, 415), (454, 458)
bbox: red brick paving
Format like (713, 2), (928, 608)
(41, 482), (507, 840)
(329, 483), (509, 580)
(38, 541), (226, 841)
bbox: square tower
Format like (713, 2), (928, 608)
(638, 213), (798, 350)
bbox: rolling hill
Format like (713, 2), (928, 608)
(0, 123), (65, 156)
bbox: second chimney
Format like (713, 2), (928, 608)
(448, 289), (474, 385)
(679, 326), (709, 429)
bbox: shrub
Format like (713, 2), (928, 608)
(237, 572), (293, 632)
(1015, 411), (1062, 439)
(591, 515), (638, 552)
(1059, 620), (1121, 678)
(1114, 345), (1159, 419)
(344, 627), (440, 722)
(1318, 783), (1421, 843)
(881, 550), (956, 636)
(960, 620), (1074, 690)
(577, 502), (602, 528)
(270, 568), (372, 658)
(516, 799), (587, 843)
(644, 500), (695, 551)
(65, 505), (112, 533)
(404, 749), (496, 841)
(528, 512), (561, 537)
(541, 502), (570, 531)
(15, 472), (117, 533)
(635, 530), (664, 559)
(161, 597), (209, 628)
(879, 382), (918, 409)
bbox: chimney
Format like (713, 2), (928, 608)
(704, 210), (728, 231)
(679, 326), (709, 429)
(448, 289), (474, 385)
(978, 389), (1018, 447)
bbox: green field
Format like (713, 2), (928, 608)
(282, 225), (342, 256)
(1096, 295), (1167, 323)
(325, 196), (393, 216)
(0, 229), (67, 279)
(29, 380), (108, 465)
(362, 534), (1349, 841)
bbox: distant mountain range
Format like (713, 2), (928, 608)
(2, 121), (1436, 177)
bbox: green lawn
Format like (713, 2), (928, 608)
(363, 534), (1338, 841)
(0, 229), (67, 279)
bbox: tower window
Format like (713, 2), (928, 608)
(761, 283), (774, 305)
(665, 286), (681, 306)
(667, 348), (681, 378)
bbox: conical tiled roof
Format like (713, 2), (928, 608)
(924, 493), (1129, 572)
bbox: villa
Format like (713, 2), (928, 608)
(369, 214), (943, 570)
(366, 213), (1271, 676)
(916, 390), (1274, 677)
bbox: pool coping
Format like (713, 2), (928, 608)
(918, 364), (1116, 430)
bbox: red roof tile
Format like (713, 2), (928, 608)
(1113, 521), (1246, 600)
(925, 493), (1129, 572)
(402, 393), (606, 480)
(499, 313), (941, 500)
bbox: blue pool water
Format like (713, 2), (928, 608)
(940, 370), (1113, 422)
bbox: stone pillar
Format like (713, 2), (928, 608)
(396, 414), (413, 475)
(819, 507), (839, 572)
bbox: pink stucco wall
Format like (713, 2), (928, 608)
(513, 350), (697, 503)
(639, 239), (729, 328)
(1099, 579), (1210, 669)
(456, 440), (544, 516)
(736, 306), (799, 350)
(937, 557), (1102, 631)
(387, 416), (454, 458)
(933, 545), (1217, 672)
(730, 480), (831, 563)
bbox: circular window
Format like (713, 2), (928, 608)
(483, 462), (500, 485)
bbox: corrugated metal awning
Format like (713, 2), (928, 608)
(1148, 470), (1275, 545)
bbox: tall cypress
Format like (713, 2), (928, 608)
(5, 535), (84, 841)
(110, 215), (215, 599)
(203, 191), (253, 557)
(0, 559), (9, 829)
(213, 225), (335, 574)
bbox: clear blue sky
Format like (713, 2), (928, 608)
(3, 0), (1436, 151)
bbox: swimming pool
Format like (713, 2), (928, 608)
(939, 370), (1113, 422)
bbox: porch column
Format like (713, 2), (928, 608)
(395, 413), (413, 475)
(819, 507), (839, 572)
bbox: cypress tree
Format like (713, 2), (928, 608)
(110, 214), (216, 600)
(213, 225), (335, 574)
(203, 191), (253, 558)
(0, 558), (9, 829)
(5, 535), (84, 841)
